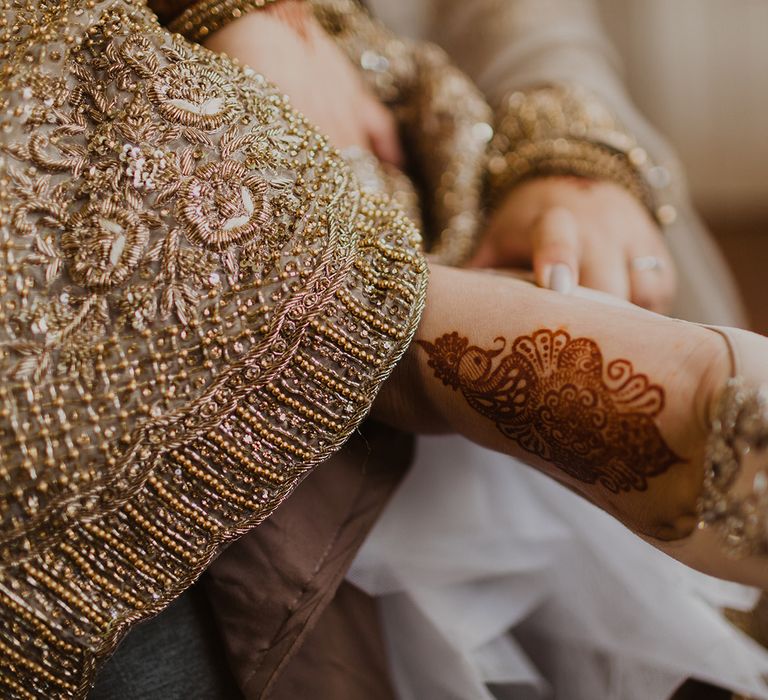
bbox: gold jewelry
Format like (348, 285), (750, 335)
(488, 85), (678, 228)
(168, 0), (292, 42)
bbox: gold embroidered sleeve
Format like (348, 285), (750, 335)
(312, 0), (493, 266)
(154, 0), (289, 42)
(0, 1), (426, 696)
(487, 84), (678, 227)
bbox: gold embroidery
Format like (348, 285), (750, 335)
(148, 61), (240, 130)
(61, 200), (150, 288)
(177, 160), (272, 250)
(0, 1), (427, 696)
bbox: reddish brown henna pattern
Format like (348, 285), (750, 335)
(417, 330), (683, 493)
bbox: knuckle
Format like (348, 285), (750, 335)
(632, 279), (670, 311)
(632, 293), (656, 310)
(537, 243), (577, 264)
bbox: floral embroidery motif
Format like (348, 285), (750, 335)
(61, 200), (150, 288)
(178, 161), (272, 250)
(3, 31), (283, 335)
(148, 61), (240, 131)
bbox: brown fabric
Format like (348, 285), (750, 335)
(670, 680), (731, 700)
(204, 421), (411, 699)
(269, 581), (396, 700)
(147, 0), (197, 24)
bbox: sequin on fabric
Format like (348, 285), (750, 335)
(0, 1), (426, 696)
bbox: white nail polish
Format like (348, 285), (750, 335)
(542, 265), (553, 289)
(549, 264), (574, 295)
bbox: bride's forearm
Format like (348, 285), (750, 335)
(375, 264), (768, 586)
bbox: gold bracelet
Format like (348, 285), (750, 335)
(490, 138), (654, 214)
(168, 0), (291, 42)
(488, 85), (677, 227)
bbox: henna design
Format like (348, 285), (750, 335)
(417, 330), (682, 493)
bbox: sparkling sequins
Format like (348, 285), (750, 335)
(0, 2), (427, 696)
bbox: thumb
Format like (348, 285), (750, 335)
(363, 97), (404, 167)
(532, 207), (581, 294)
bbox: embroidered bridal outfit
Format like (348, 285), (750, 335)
(1, 1), (766, 699)
(0, 1), (426, 695)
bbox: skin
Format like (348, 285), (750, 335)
(416, 329), (682, 502)
(469, 177), (676, 312)
(204, 8), (768, 587)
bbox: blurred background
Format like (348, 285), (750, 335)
(599, 0), (768, 332)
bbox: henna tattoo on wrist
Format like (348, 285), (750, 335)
(417, 329), (682, 493)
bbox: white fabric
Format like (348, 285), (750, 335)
(349, 436), (768, 700)
(352, 2), (764, 698)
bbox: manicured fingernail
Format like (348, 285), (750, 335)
(549, 264), (574, 295)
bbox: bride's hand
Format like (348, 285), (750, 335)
(377, 262), (768, 589)
(468, 176), (677, 313)
(203, 0), (403, 165)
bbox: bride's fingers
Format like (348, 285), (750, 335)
(627, 246), (677, 313)
(363, 96), (404, 166)
(465, 236), (500, 269)
(580, 251), (631, 300)
(531, 207), (580, 294)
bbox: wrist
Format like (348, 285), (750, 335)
(168, 0), (305, 43)
(487, 85), (678, 229)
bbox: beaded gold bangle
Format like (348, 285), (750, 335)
(488, 85), (678, 227)
(168, 0), (293, 42)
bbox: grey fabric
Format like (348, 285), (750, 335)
(89, 586), (241, 700)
